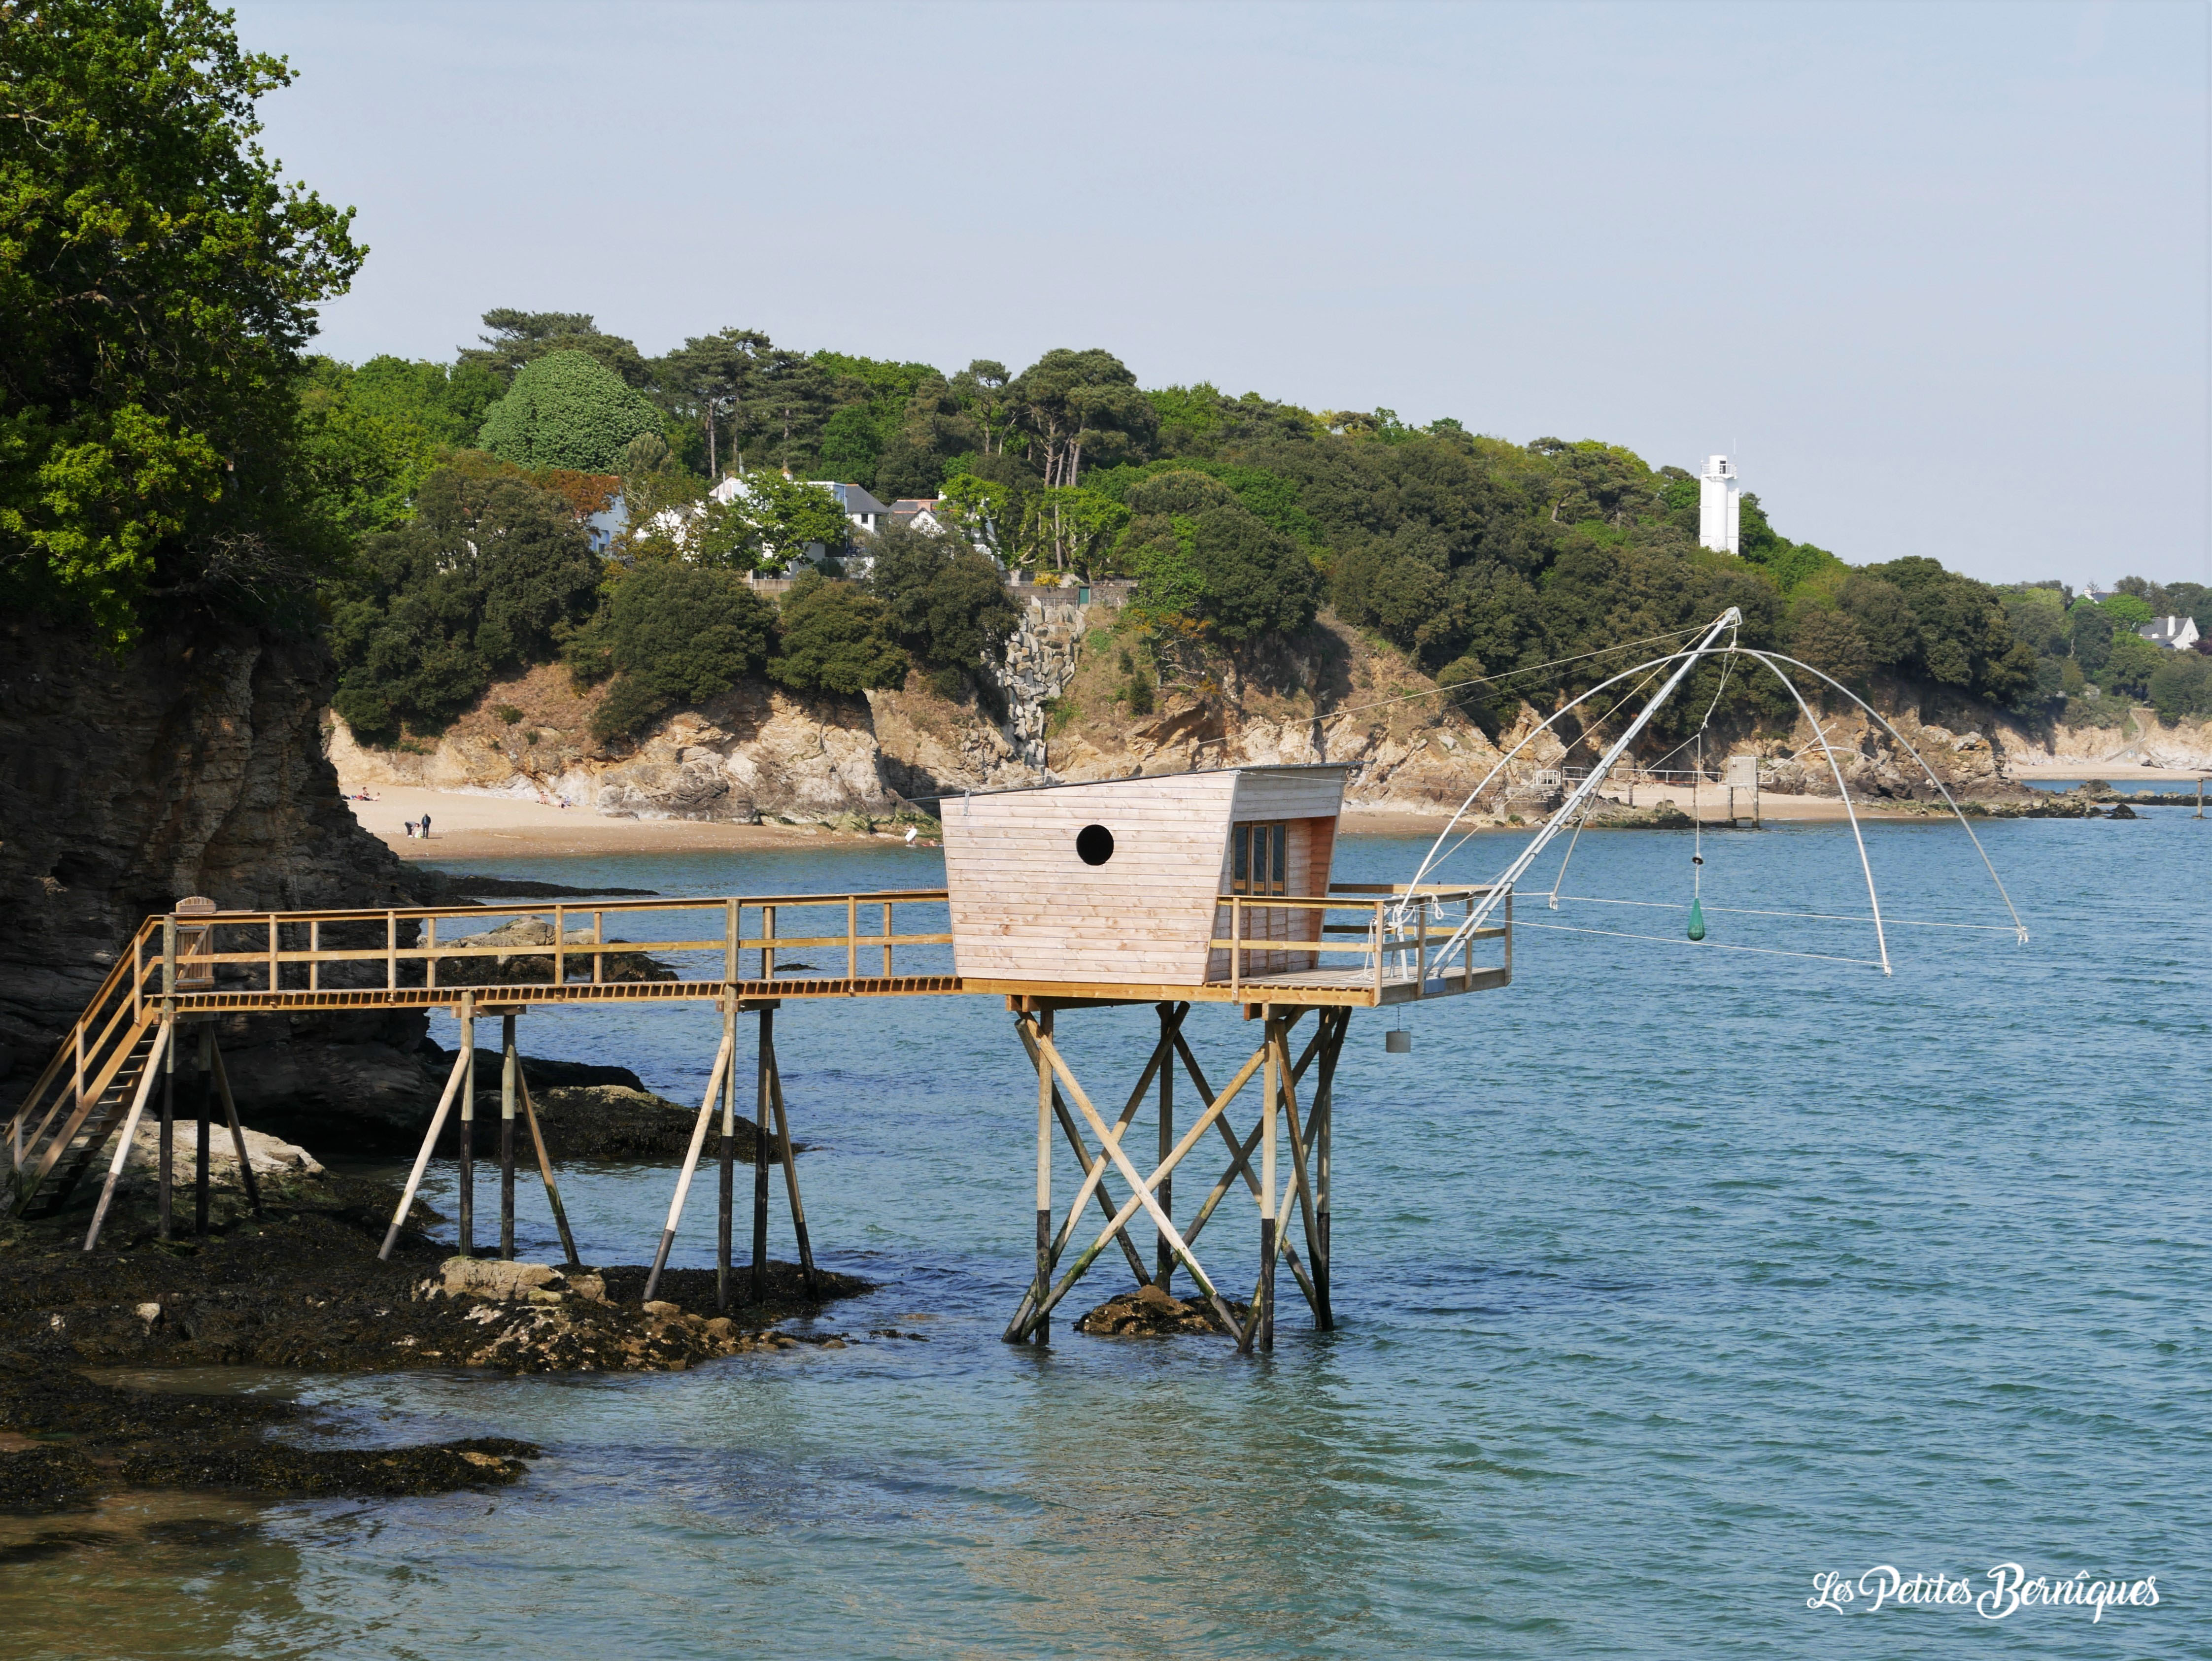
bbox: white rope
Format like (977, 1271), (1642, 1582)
(1548, 894), (2026, 933)
(1514, 919), (1887, 968)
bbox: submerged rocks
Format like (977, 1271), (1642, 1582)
(522, 1084), (785, 1162)
(431, 916), (678, 986)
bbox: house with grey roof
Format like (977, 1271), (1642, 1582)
(2138, 615), (2202, 651)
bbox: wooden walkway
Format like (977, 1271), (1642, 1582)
(5, 883), (1510, 1354)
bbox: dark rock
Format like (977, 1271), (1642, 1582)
(2106, 804), (2138, 819)
(1074, 1283), (1247, 1336)
(0, 1447), (101, 1513)
(427, 875), (659, 899)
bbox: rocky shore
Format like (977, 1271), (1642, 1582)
(0, 1155), (867, 1520)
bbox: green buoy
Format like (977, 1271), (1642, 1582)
(1687, 897), (1707, 941)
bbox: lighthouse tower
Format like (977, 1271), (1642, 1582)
(1699, 455), (1740, 554)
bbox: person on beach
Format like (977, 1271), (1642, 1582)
(420, 813), (431, 838)
(403, 819), (415, 838)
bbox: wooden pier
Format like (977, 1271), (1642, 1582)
(6, 767), (1512, 1353)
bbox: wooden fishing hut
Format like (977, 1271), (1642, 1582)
(5, 766), (1513, 1356)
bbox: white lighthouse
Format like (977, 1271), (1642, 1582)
(1699, 455), (1740, 554)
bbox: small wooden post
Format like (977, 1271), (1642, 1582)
(723, 899), (738, 986)
(881, 900), (894, 978)
(846, 894), (858, 982)
(762, 905), (776, 979)
(1255, 1009), (1277, 1354)
(592, 910), (604, 984)
(643, 1029), (735, 1301)
(379, 1044), (473, 1260)
(309, 919), (320, 992)
(718, 997), (737, 1313)
(193, 1023), (211, 1235)
(426, 915), (438, 990)
(555, 904), (567, 985)
(499, 1013), (517, 1260)
(1156, 1002), (1175, 1288)
(1033, 1008), (1054, 1345)
(457, 995), (476, 1256)
(266, 915), (277, 992)
(386, 912), (397, 990)
(752, 1004), (773, 1304)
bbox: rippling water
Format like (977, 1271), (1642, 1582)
(6, 811), (2207, 1658)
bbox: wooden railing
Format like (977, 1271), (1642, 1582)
(1209, 884), (1510, 999)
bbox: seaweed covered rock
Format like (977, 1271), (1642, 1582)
(1074, 1282), (1246, 1337)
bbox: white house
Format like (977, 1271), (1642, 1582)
(889, 497), (947, 535)
(2139, 616), (2202, 651)
(1699, 455), (1740, 554)
(812, 482), (890, 534)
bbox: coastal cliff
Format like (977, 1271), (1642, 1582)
(0, 613), (435, 1098)
(326, 603), (2108, 823)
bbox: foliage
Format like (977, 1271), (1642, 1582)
(568, 561), (777, 740)
(2101, 629), (2166, 698)
(476, 350), (666, 473)
(0, 0), (365, 644)
(766, 571), (908, 694)
(2098, 593), (2154, 628)
(458, 310), (649, 389)
(1007, 348), (1157, 489)
(329, 468), (601, 742)
(2147, 651), (2212, 724)
(1124, 502), (1317, 643)
(1790, 606), (1872, 684)
(867, 520), (1019, 682)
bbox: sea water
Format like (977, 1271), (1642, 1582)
(4, 813), (2207, 1659)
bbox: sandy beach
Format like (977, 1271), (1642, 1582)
(348, 786), (911, 860)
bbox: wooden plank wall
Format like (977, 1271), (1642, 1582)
(1209, 769), (1348, 979)
(943, 773), (1241, 984)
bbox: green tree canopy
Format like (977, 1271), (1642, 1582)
(476, 350), (666, 473)
(570, 561), (777, 739)
(459, 309), (649, 388)
(768, 572), (908, 695)
(867, 520), (1019, 692)
(328, 467), (601, 742)
(1, 0), (365, 644)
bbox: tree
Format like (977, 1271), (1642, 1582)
(2102, 629), (2165, 698)
(329, 468), (601, 742)
(1126, 503), (1317, 643)
(458, 309), (649, 388)
(650, 327), (769, 478)
(1, 0), (365, 644)
(476, 351), (666, 473)
(1790, 606), (1872, 684)
(2147, 652), (2212, 723)
(767, 572), (908, 694)
(1838, 575), (1919, 669)
(867, 519), (1019, 692)
(572, 561), (777, 739)
(1008, 348), (1157, 490)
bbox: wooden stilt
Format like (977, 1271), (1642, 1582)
(1253, 1010), (1278, 1354)
(378, 1044), (473, 1259)
(207, 1041), (262, 1218)
(1031, 1010), (1055, 1344)
(1268, 1020), (1325, 1317)
(751, 1005), (772, 1306)
(513, 1063), (579, 1266)
(718, 998), (736, 1314)
(1311, 1010), (1343, 1329)
(83, 1020), (173, 1253)
(157, 1013), (174, 1241)
(643, 1029), (735, 1303)
(1156, 1002), (1175, 1288)
(456, 996), (476, 1256)
(499, 1013), (517, 1261)
(763, 1029), (817, 1296)
(192, 1024), (211, 1236)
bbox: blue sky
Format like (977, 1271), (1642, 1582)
(237, 0), (2208, 588)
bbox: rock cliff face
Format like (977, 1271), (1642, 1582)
(324, 606), (2106, 828)
(0, 612), (432, 1092)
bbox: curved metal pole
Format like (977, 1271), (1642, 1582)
(1399, 646), (1706, 909)
(1415, 609), (1744, 959)
(1739, 651), (2028, 942)
(1739, 652), (1891, 975)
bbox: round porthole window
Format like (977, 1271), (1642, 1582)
(1076, 824), (1115, 866)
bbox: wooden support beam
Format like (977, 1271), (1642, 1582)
(751, 1006), (773, 1306)
(83, 1020), (173, 1253)
(456, 996), (476, 1257)
(644, 1028), (735, 1303)
(499, 1014), (518, 1261)
(205, 1036), (262, 1218)
(513, 1060), (579, 1266)
(1250, 1010), (1278, 1355)
(378, 1043), (474, 1260)
(763, 1026), (817, 1296)
(1030, 1009), (1054, 1344)
(1156, 1002), (1176, 1288)
(193, 1024), (211, 1236)
(718, 997), (736, 1314)
(157, 999), (174, 1242)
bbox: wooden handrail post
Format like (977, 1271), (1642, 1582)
(266, 916), (277, 993)
(881, 900), (894, 978)
(163, 915), (176, 999)
(762, 905), (776, 980)
(555, 903), (567, 987)
(385, 912), (396, 990)
(309, 919), (320, 992)
(1415, 899), (1426, 1000)
(1373, 900), (1384, 998)
(847, 895), (858, 982)
(592, 910), (603, 984)
(1230, 896), (1241, 1000)
(426, 915), (438, 990)
(723, 898), (737, 985)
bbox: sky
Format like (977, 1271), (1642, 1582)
(235, 0), (2210, 589)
